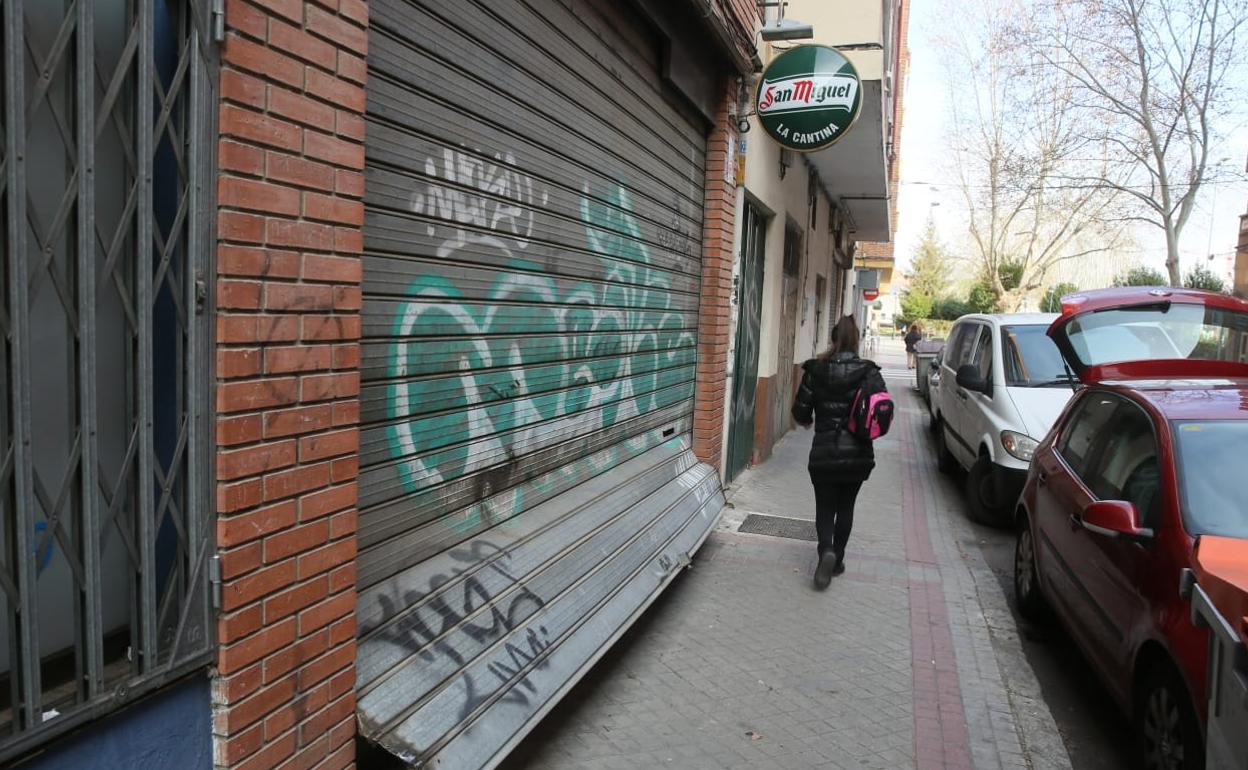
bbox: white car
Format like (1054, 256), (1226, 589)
(930, 314), (1076, 524)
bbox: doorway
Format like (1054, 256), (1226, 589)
(726, 203), (767, 481)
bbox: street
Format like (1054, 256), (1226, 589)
(498, 340), (1132, 770)
(8, 0), (1246, 766)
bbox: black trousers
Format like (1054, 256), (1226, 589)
(811, 478), (863, 555)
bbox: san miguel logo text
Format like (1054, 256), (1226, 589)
(758, 75), (857, 115)
(755, 46), (863, 152)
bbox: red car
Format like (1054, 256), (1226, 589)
(1013, 286), (1248, 770)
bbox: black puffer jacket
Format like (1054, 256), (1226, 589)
(791, 352), (885, 481)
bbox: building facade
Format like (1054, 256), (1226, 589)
(0, 0), (912, 765)
(0, 2), (763, 770)
(722, 0), (910, 479)
(1236, 213), (1248, 299)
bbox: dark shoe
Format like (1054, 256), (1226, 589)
(814, 551), (836, 590)
(832, 548), (846, 576)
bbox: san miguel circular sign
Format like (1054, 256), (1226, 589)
(756, 45), (862, 152)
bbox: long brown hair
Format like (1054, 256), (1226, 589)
(819, 315), (860, 359)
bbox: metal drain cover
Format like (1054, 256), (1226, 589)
(737, 513), (817, 542)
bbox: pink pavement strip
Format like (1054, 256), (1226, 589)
(901, 407), (975, 770)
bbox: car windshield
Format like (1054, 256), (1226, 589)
(1002, 325), (1072, 386)
(1173, 420), (1248, 539)
(1064, 303), (1248, 368)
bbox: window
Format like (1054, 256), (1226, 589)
(783, 226), (801, 277)
(952, 324), (986, 370)
(944, 324), (974, 370)
(1063, 303), (1248, 368)
(1002, 325), (1072, 387)
(814, 276), (826, 355)
(1057, 394), (1120, 479)
(970, 326), (993, 381)
(808, 168), (818, 229)
(1084, 403), (1161, 528)
(0, 1), (215, 759)
(1173, 421), (1248, 538)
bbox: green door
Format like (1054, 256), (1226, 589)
(727, 204), (767, 480)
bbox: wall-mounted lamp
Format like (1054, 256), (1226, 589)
(757, 2), (814, 41)
(761, 17), (814, 41)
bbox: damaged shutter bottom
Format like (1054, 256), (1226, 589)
(355, 439), (722, 768)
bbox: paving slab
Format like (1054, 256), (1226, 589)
(501, 340), (1072, 770)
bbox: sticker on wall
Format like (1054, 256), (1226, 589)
(756, 45), (862, 152)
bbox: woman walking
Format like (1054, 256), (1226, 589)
(792, 315), (887, 590)
(904, 323), (922, 369)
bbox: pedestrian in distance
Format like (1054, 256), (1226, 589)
(904, 323), (922, 369)
(792, 315), (891, 590)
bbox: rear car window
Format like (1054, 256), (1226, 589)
(1173, 420), (1248, 538)
(1064, 303), (1248, 368)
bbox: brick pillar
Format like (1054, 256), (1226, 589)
(211, 2), (366, 769)
(693, 80), (738, 470)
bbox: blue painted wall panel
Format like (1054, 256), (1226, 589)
(16, 676), (211, 770)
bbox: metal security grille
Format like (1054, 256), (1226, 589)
(0, 0), (215, 759)
(356, 0), (724, 766)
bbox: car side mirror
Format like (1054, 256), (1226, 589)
(1081, 500), (1154, 542)
(955, 364), (990, 394)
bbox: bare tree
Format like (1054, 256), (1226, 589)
(939, 0), (1129, 311)
(1033, 0), (1247, 285)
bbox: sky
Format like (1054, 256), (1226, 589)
(892, 0), (1248, 288)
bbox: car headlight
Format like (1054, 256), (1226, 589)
(1001, 431), (1039, 462)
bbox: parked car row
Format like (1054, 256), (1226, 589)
(927, 313), (1076, 524)
(921, 287), (1248, 770)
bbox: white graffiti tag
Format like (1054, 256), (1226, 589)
(408, 148), (548, 250)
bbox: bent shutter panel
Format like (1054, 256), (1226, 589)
(355, 0), (725, 767)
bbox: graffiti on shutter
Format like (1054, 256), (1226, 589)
(355, 1), (725, 766)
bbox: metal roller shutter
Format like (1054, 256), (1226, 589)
(355, 1), (725, 766)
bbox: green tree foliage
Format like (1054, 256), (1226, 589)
(968, 282), (996, 313)
(966, 261), (1024, 313)
(905, 217), (953, 299)
(931, 296), (974, 320)
(998, 260), (1024, 291)
(1183, 264), (1227, 293)
(1113, 266), (1167, 287)
(899, 291), (933, 328)
(1040, 282), (1079, 313)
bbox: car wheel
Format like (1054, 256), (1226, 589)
(936, 421), (957, 475)
(1136, 665), (1203, 770)
(967, 456), (1009, 526)
(1013, 512), (1047, 622)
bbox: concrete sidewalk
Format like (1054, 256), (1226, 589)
(501, 341), (1072, 770)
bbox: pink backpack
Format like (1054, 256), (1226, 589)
(847, 385), (894, 441)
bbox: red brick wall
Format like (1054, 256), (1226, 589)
(212, 2), (366, 769)
(709, 0), (762, 66)
(693, 81), (739, 469)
